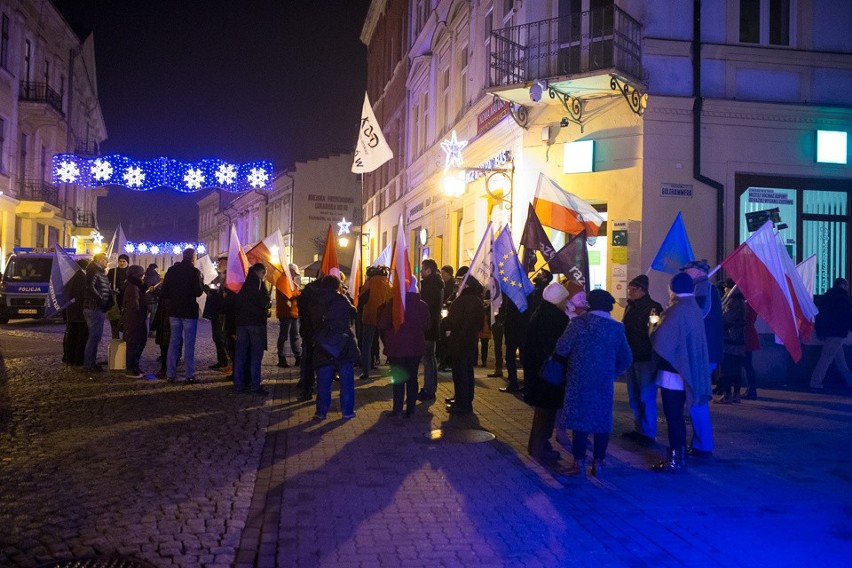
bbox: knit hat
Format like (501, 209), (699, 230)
(118, 254), (130, 262)
(680, 259), (711, 274)
(587, 289), (615, 312)
(628, 274), (649, 291)
(543, 282), (570, 305)
(670, 272), (695, 294)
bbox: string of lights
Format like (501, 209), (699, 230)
(52, 154), (273, 193)
(123, 242), (208, 256)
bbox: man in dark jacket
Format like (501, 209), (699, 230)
(418, 259), (444, 401)
(82, 253), (110, 372)
(501, 269), (552, 393)
(202, 255), (229, 370)
(810, 278), (852, 389)
(63, 259), (90, 366)
(106, 253), (129, 339)
(681, 259), (723, 457)
(443, 275), (485, 414)
(297, 278), (322, 400)
(311, 275), (360, 419)
(234, 263), (271, 394)
(437, 265), (455, 371)
(620, 274), (663, 445)
(161, 248), (203, 383)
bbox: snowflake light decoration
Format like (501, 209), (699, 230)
(123, 166), (146, 188)
(52, 154), (273, 192)
(247, 167), (270, 189)
(90, 159), (114, 181)
(122, 241), (206, 256)
(215, 164), (237, 185)
(440, 130), (468, 172)
(184, 167), (205, 190)
(57, 161), (80, 183)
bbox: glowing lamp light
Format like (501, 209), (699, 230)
(563, 140), (594, 174)
(442, 171), (467, 198)
(816, 130), (848, 164)
(338, 236), (350, 248)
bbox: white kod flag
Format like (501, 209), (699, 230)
(352, 92), (394, 173)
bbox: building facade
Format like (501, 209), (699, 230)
(0, 0), (107, 267)
(360, 0), (852, 307)
(197, 153), (361, 270)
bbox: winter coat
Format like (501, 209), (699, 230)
(555, 312), (632, 433)
(235, 270), (271, 328)
(650, 294), (712, 405)
(310, 288), (360, 367)
(202, 273), (226, 319)
(622, 293), (663, 362)
(65, 269), (87, 323)
(275, 286), (300, 319)
(83, 262), (111, 311)
(160, 260), (203, 319)
(420, 272), (444, 341)
(722, 289), (746, 356)
(121, 277), (148, 344)
(377, 292), (431, 358)
(815, 284), (852, 339)
(694, 276), (724, 365)
(443, 286), (485, 359)
(143, 266), (161, 288)
(359, 275), (393, 326)
(107, 266), (128, 313)
(503, 293), (530, 342)
(298, 280), (322, 342)
(523, 301), (570, 409)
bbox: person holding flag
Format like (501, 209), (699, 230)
(443, 272), (485, 414)
(276, 263), (302, 369)
(358, 265), (392, 380)
(82, 253), (111, 372)
(62, 258), (90, 367)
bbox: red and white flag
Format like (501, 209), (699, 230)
(390, 215), (413, 331)
(532, 173), (603, 237)
(721, 221), (811, 362)
(349, 241), (362, 307)
(777, 236), (818, 342)
(320, 225), (340, 278)
(225, 225), (249, 293)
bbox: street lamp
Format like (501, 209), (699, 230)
(441, 159), (515, 212)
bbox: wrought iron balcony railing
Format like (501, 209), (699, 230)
(489, 6), (643, 88)
(72, 208), (96, 227)
(19, 81), (64, 116)
(19, 179), (60, 207)
(75, 140), (100, 156)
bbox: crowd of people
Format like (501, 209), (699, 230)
(59, 246), (852, 477)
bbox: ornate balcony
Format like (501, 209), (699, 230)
(487, 6), (646, 123)
(71, 208), (96, 228)
(19, 179), (60, 208)
(19, 81), (64, 116)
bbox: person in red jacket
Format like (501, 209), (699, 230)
(378, 287), (431, 418)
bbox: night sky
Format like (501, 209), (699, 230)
(53, 0), (370, 240)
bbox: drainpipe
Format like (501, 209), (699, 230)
(692, 0), (725, 265)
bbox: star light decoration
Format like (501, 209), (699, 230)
(337, 218), (352, 236)
(123, 241), (207, 256)
(51, 154), (273, 193)
(440, 130), (468, 172)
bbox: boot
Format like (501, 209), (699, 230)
(652, 447), (687, 473)
(277, 355), (289, 368)
(590, 458), (604, 478)
(566, 458), (586, 477)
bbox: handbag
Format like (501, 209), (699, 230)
(539, 355), (566, 386)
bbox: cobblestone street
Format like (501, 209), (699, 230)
(2, 319), (851, 567)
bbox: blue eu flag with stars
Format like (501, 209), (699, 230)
(494, 226), (535, 312)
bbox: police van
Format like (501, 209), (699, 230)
(0, 247), (81, 324)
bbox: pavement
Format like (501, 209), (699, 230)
(1, 319), (851, 568)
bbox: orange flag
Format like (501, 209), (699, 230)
(320, 225), (340, 278)
(245, 239), (284, 290)
(225, 225), (249, 292)
(390, 215), (412, 331)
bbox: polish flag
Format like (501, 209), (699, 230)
(320, 225), (340, 278)
(390, 215), (413, 331)
(349, 241), (362, 307)
(777, 236), (818, 342)
(225, 225), (249, 293)
(245, 233), (285, 292)
(532, 173), (603, 237)
(721, 221), (809, 362)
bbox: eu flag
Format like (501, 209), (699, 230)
(493, 226), (534, 312)
(650, 212), (695, 274)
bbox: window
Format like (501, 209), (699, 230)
(739, 0), (791, 46)
(1, 14), (9, 70)
(484, 11), (493, 84)
(458, 46), (469, 111)
(24, 40), (31, 81)
(502, 0), (514, 25)
(441, 67), (451, 130)
(0, 117), (5, 171)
